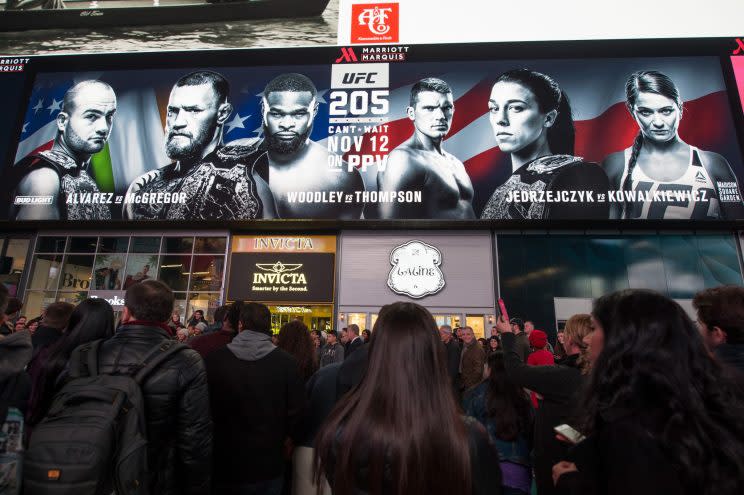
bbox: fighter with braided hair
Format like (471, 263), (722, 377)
(602, 70), (744, 220)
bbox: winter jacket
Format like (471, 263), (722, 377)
(204, 330), (305, 487)
(501, 332), (585, 495)
(96, 323), (212, 495)
(460, 340), (486, 391)
(0, 330), (32, 414)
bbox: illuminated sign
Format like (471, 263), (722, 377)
(89, 291), (126, 309)
(1, 40), (744, 225)
(228, 252), (335, 303)
(387, 240), (445, 298)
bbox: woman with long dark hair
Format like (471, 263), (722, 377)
(481, 69), (609, 220)
(27, 297), (115, 426)
(602, 70), (744, 220)
(277, 319), (317, 383)
(554, 290), (744, 494)
(314, 302), (502, 495)
(463, 352), (532, 495)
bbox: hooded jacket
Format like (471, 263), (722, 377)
(204, 330), (305, 486)
(0, 330), (33, 414)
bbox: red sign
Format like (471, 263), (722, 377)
(351, 3), (399, 44)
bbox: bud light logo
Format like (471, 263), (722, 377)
(351, 3), (399, 44)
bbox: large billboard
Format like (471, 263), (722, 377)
(2, 38), (744, 223)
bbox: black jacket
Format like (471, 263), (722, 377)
(346, 336), (364, 358)
(96, 324), (212, 495)
(556, 409), (685, 495)
(0, 330), (32, 415)
(715, 344), (744, 376)
(501, 332), (585, 495)
(444, 338), (461, 391)
(204, 341), (305, 487)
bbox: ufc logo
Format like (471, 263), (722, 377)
(734, 38), (744, 55)
(342, 72), (378, 84)
(335, 47), (358, 63)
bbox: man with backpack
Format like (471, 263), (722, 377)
(25, 280), (212, 494)
(100, 279), (212, 493)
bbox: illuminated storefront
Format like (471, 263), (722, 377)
(227, 235), (336, 334)
(336, 232), (496, 339)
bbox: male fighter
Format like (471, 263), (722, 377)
(377, 78), (475, 219)
(259, 73), (364, 219)
(10, 80), (117, 220)
(125, 70), (275, 220)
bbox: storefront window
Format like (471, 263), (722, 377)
(159, 255), (190, 292)
(22, 234), (228, 322)
(189, 256), (224, 291)
(466, 315), (486, 339)
(346, 312), (366, 330)
(29, 254), (63, 290)
(124, 254), (159, 290)
(269, 304), (333, 334)
(433, 314), (462, 329)
(1, 237), (31, 297)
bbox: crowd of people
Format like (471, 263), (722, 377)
(1, 280), (744, 495)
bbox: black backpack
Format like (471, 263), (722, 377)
(23, 339), (187, 495)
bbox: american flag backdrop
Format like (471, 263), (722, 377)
(10, 56), (743, 216)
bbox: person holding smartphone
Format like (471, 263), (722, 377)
(553, 290), (744, 495)
(495, 310), (593, 495)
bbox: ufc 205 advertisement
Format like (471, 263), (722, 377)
(2, 38), (744, 223)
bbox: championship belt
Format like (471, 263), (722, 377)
(481, 155), (609, 220)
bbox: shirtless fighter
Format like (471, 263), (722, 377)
(10, 80), (116, 220)
(125, 71), (276, 220)
(377, 77), (475, 219)
(260, 73), (364, 219)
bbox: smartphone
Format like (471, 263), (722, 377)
(498, 298), (509, 322)
(554, 424), (586, 445)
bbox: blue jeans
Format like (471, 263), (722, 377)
(215, 476), (284, 495)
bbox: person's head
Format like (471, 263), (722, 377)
(347, 323), (360, 338)
(461, 326), (475, 345)
(61, 298), (115, 349)
(5, 297), (22, 318)
(310, 329), (321, 347)
(166, 71), (232, 162)
(528, 329), (548, 350)
(557, 330), (565, 344)
(29, 297), (115, 426)
(488, 69), (574, 157)
(488, 335), (499, 351)
(562, 313), (593, 371)
(693, 286), (744, 350)
(224, 300), (243, 332)
(192, 310), (204, 321)
(176, 327), (189, 342)
(238, 302), (271, 336)
(41, 302), (75, 331)
(262, 73), (318, 155)
(509, 317), (525, 334)
(326, 330), (338, 345)
(483, 352), (532, 441)
(524, 320), (534, 335)
(27, 318), (40, 334)
(315, 302), (473, 494)
(340, 326), (349, 344)
(361, 329), (371, 342)
(14, 316), (27, 331)
(58, 80), (117, 159)
(625, 70), (682, 145)
(455, 327), (463, 340)
(583, 289), (744, 489)
(439, 324), (453, 343)
(122, 279), (174, 324)
(171, 312), (181, 323)
(407, 77), (454, 141)
(278, 319), (317, 380)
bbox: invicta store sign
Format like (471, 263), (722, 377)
(253, 262), (308, 292)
